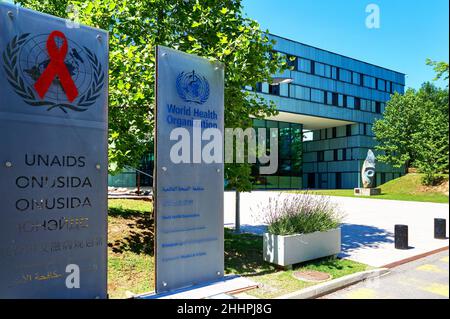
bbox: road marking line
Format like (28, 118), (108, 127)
(440, 256), (449, 263)
(416, 264), (445, 273)
(344, 288), (377, 299)
(422, 283), (449, 298)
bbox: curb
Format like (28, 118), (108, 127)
(382, 246), (449, 269)
(274, 268), (390, 299)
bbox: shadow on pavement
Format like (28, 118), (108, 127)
(340, 223), (394, 258)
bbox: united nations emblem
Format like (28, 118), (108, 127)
(176, 70), (210, 105)
(2, 31), (105, 113)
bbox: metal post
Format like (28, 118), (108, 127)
(434, 218), (447, 239)
(137, 172), (141, 195)
(235, 190), (240, 233)
(395, 225), (408, 249)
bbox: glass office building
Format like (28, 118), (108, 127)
(252, 34), (406, 189)
(109, 34), (406, 190)
(252, 119), (303, 189)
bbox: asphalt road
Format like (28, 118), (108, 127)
(322, 250), (449, 299)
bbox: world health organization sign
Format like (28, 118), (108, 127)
(0, 3), (108, 298)
(154, 46), (225, 293)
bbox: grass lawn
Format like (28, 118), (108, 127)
(224, 229), (369, 298)
(108, 199), (154, 298)
(297, 174), (449, 204)
(107, 199), (368, 299)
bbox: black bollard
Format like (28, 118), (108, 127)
(434, 219), (447, 239)
(395, 225), (408, 249)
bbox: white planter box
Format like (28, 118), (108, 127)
(263, 228), (341, 266)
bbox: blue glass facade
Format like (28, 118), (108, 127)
(254, 34), (406, 189)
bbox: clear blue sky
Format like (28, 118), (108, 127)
(243, 0), (449, 89)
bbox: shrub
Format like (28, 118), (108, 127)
(421, 173), (445, 186)
(256, 193), (342, 236)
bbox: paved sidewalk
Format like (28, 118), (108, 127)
(224, 191), (449, 267)
(322, 250), (449, 299)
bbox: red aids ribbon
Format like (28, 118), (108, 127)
(34, 31), (79, 102)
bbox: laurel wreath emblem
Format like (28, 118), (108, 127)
(176, 70), (210, 105)
(2, 33), (104, 113)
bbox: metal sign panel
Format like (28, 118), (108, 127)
(0, 3), (108, 299)
(155, 46), (224, 293)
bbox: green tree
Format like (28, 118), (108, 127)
(412, 83), (449, 185)
(373, 89), (421, 170)
(373, 80), (449, 184)
(426, 59), (449, 84)
(15, 0), (286, 191)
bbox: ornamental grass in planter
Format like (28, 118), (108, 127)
(258, 193), (343, 266)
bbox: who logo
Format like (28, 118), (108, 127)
(176, 70), (210, 105)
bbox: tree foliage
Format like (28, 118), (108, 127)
(15, 0), (287, 191)
(426, 59), (449, 84)
(373, 89), (421, 169)
(412, 83), (449, 185)
(373, 68), (449, 185)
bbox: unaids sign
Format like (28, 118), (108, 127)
(0, 3), (108, 299)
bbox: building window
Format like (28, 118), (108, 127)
(338, 94), (344, 107)
(352, 72), (361, 85)
(256, 82), (269, 93)
(317, 151), (325, 162)
(324, 65), (331, 78)
(360, 99), (368, 111)
(287, 55), (297, 70)
(355, 97), (361, 110)
(336, 172), (342, 189)
(375, 101), (381, 113)
(339, 69), (352, 83)
(268, 84), (279, 95)
(363, 75), (376, 89)
(339, 149), (344, 161)
(298, 58), (311, 73)
(333, 149), (338, 161)
(381, 172), (386, 185)
(314, 62), (328, 77)
(307, 173), (316, 189)
(320, 129), (327, 140)
(332, 93), (338, 106)
(377, 79), (386, 91)
(280, 83), (289, 97)
(291, 85), (310, 100)
(326, 92), (333, 105)
(311, 89), (325, 103)
(347, 96), (355, 109)
(386, 81), (392, 93)
(392, 83), (403, 94)
(331, 67), (338, 79)
(332, 127), (337, 138)
(346, 125), (352, 137)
